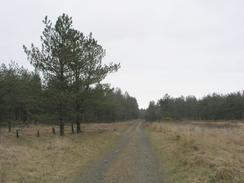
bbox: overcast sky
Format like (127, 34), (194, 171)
(1, 0), (244, 108)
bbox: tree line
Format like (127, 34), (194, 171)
(0, 14), (139, 135)
(145, 92), (244, 121)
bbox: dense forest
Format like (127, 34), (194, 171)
(0, 62), (139, 132)
(145, 92), (244, 121)
(0, 14), (139, 135)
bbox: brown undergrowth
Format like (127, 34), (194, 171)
(147, 121), (244, 183)
(0, 122), (130, 183)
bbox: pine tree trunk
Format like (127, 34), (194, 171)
(59, 66), (65, 136)
(71, 123), (74, 134)
(60, 118), (64, 136)
(76, 121), (81, 133)
(75, 96), (81, 133)
(8, 111), (11, 132)
(8, 121), (11, 132)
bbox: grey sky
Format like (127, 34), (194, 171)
(1, 0), (244, 108)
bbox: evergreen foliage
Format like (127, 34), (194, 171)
(145, 93), (244, 121)
(0, 14), (138, 135)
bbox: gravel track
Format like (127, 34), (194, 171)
(74, 120), (162, 183)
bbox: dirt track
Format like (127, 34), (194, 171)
(74, 121), (162, 183)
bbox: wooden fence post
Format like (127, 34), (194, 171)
(16, 129), (19, 138)
(52, 127), (55, 134)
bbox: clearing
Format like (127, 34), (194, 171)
(1, 120), (244, 183)
(0, 120), (162, 183)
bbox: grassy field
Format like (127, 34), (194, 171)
(0, 122), (130, 183)
(147, 121), (244, 183)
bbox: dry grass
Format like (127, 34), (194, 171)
(147, 121), (244, 183)
(0, 122), (130, 183)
